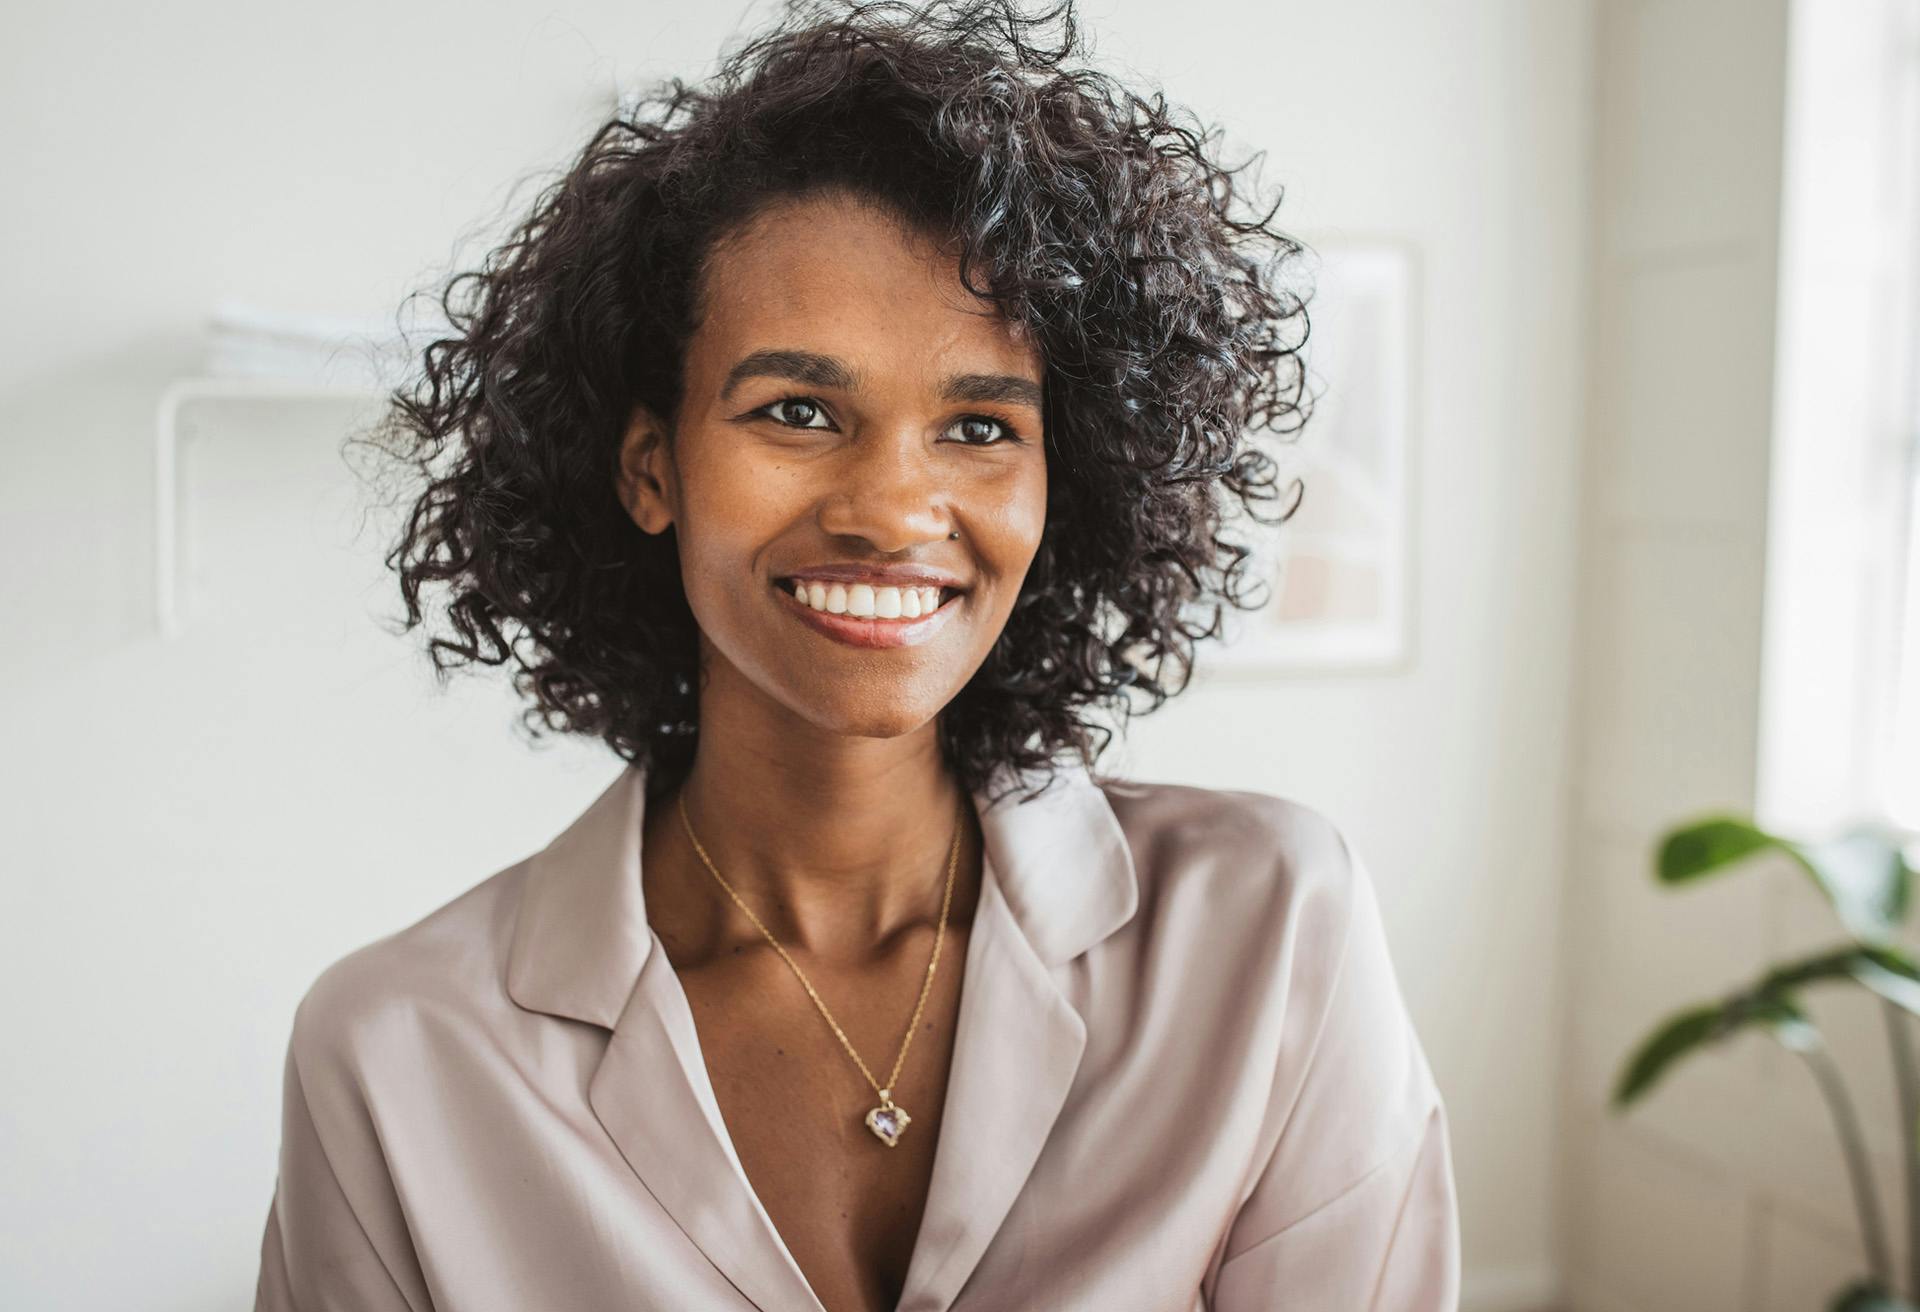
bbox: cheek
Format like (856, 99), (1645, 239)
(978, 464), (1049, 566)
(674, 453), (795, 592)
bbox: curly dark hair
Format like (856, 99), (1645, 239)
(358, 0), (1312, 803)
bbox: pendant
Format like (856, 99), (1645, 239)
(865, 1090), (911, 1147)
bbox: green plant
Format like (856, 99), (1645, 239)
(1611, 815), (1920, 1311)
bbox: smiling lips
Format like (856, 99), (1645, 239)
(774, 577), (963, 649)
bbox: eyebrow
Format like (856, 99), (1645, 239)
(720, 348), (1043, 411)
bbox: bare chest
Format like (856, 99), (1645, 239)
(672, 933), (971, 1312)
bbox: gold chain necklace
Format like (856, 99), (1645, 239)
(674, 789), (964, 1148)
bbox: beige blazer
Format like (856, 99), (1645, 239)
(253, 758), (1459, 1310)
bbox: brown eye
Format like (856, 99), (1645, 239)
(946, 415), (1018, 445)
(761, 397), (833, 429)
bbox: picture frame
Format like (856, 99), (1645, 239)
(1208, 237), (1419, 676)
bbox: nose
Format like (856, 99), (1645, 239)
(813, 425), (954, 553)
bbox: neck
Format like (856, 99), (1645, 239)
(646, 720), (981, 962)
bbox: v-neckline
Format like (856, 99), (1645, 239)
(659, 849), (995, 1308)
(586, 842), (1092, 1312)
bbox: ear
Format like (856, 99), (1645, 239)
(616, 402), (676, 534)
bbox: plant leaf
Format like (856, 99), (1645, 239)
(1611, 947), (1920, 1115)
(1829, 1279), (1919, 1311)
(1612, 1003), (1726, 1107)
(1658, 817), (1776, 883)
(1851, 949), (1920, 1017)
(1760, 944), (1920, 1017)
(1656, 816), (1914, 944)
(1802, 826), (1914, 942)
(1614, 992), (1822, 1106)
(1748, 993), (1821, 1052)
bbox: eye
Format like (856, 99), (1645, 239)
(754, 397), (835, 430)
(944, 414), (1023, 446)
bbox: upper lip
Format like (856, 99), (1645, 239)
(778, 563), (968, 590)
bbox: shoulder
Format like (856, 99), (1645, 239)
(286, 860), (532, 1084)
(1086, 774), (1395, 1055)
(1094, 774), (1368, 943)
(1087, 779), (1441, 1176)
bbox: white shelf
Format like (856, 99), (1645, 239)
(154, 377), (384, 638)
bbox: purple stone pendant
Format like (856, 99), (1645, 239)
(865, 1090), (911, 1147)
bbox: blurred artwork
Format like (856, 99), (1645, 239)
(1213, 240), (1416, 674)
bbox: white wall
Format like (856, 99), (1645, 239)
(1551, 0), (1792, 1301)
(0, 2), (1593, 1307)
(1550, 1), (1920, 1308)
(1098, 4), (1592, 1307)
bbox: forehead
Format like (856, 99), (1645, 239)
(686, 192), (1040, 385)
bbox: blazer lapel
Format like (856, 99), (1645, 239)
(505, 757), (1140, 1312)
(890, 857), (1084, 1311)
(894, 760), (1139, 1312)
(507, 765), (825, 1310)
(590, 944), (830, 1311)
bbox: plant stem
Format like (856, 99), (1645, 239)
(1883, 998), (1920, 1298)
(1799, 1042), (1895, 1287)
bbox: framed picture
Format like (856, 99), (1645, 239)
(1209, 238), (1418, 675)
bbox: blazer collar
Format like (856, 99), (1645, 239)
(504, 754), (1139, 1031)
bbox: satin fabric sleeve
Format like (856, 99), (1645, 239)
(1210, 832), (1461, 1310)
(254, 983), (435, 1312)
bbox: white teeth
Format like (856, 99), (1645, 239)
(786, 580), (947, 619)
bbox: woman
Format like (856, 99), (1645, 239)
(254, 1), (1460, 1308)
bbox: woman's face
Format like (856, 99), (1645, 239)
(618, 190), (1049, 743)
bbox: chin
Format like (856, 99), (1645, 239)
(789, 690), (950, 742)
